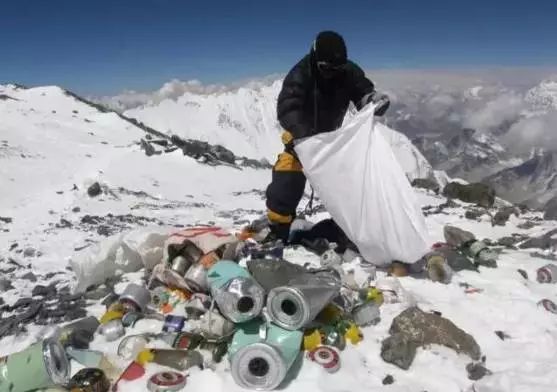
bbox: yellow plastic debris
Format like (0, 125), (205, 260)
(344, 323), (363, 345)
(100, 309), (124, 324)
(136, 349), (155, 366)
(303, 329), (322, 351)
(366, 287), (384, 305)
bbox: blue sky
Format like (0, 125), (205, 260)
(1, 0), (556, 95)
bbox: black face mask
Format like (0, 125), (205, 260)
(316, 61), (346, 79)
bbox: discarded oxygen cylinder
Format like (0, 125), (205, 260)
(537, 264), (557, 283)
(0, 339), (70, 392)
(467, 241), (497, 267)
(267, 273), (341, 330)
(119, 283), (152, 313)
(207, 260), (265, 323)
(228, 320), (303, 390)
(139, 349), (204, 371)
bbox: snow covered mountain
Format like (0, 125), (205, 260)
(4, 81), (557, 392)
(484, 150), (557, 208)
(413, 128), (522, 182)
(525, 77), (557, 110)
(118, 80), (436, 181)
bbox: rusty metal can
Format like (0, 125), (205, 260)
(69, 368), (110, 392)
(147, 371), (187, 392)
(307, 346), (341, 373)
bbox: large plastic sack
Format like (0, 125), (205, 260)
(294, 104), (430, 266)
(70, 226), (171, 293)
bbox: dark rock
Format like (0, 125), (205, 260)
(439, 199), (460, 209)
(0, 216), (13, 224)
(21, 271), (38, 282)
(498, 236), (519, 247)
(210, 145), (236, 164)
(519, 228), (557, 250)
(64, 308), (88, 321)
(443, 182), (496, 208)
(85, 283), (113, 301)
(529, 251), (557, 261)
(140, 139), (157, 156)
(495, 331), (511, 340)
(444, 225), (476, 248)
(466, 362), (492, 381)
(436, 247), (477, 272)
(543, 196), (557, 220)
(411, 178), (440, 194)
(32, 284), (57, 298)
(23, 247), (36, 257)
(517, 220), (539, 230)
(381, 307), (481, 370)
(382, 375), (395, 385)
(72, 206), (81, 213)
(0, 279), (15, 291)
(97, 225), (111, 236)
(381, 333), (418, 370)
(492, 207), (519, 227)
(517, 269), (528, 280)
(465, 209), (485, 220)
(56, 218), (73, 228)
(87, 182), (102, 197)
(9, 243), (18, 250)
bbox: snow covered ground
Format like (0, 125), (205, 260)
(2, 83), (557, 392)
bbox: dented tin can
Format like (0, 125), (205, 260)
(147, 371), (187, 392)
(119, 283), (151, 313)
(170, 255), (192, 277)
(99, 319), (125, 342)
(0, 339), (70, 392)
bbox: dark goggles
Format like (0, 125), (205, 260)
(317, 61), (346, 73)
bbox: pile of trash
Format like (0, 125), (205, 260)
(5, 218), (550, 392)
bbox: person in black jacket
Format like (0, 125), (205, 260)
(265, 30), (390, 242)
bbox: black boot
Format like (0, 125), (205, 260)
(262, 223), (290, 244)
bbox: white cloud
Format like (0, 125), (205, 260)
(463, 92), (523, 131)
(503, 110), (557, 154)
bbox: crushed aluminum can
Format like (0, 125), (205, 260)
(162, 315), (186, 333)
(538, 299), (557, 314)
(184, 293), (212, 319)
(68, 368), (110, 392)
(184, 263), (209, 293)
(119, 283), (151, 313)
(148, 349), (204, 371)
(170, 255), (193, 277)
(117, 335), (152, 360)
(99, 319), (125, 342)
(147, 371), (187, 392)
(196, 309), (236, 339)
(321, 327), (346, 351)
(352, 301), (381, 327)
(307, 345), (341, 373)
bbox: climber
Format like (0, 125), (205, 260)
(264, 30), (390, 242)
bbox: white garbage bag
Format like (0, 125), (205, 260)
(70, 226), (171, 293)
(294, 104), (430, 266)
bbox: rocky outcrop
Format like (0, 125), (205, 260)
(443, 182), (496, 208)
(381, 307), (481, 370)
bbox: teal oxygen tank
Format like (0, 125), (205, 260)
(228, 320), (303, 390)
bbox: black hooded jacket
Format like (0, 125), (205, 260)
(277, 53), (375, 139)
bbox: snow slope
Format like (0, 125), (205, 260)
(122, 81), (436, 180)
(2, 83), (557, 392)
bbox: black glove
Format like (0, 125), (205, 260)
(370, 91), (390, 116)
